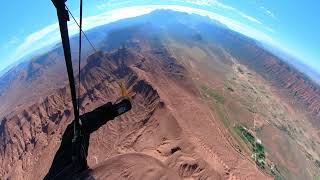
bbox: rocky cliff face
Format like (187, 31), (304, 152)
(248, 47), (320, 118)
(263, 57), (320, 116)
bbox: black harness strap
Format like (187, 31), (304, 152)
(51, 0), (79, 125)
(51, 0), (82, 173)
(78, 0), (83, 113)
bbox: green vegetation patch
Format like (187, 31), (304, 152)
(315, 160), (320, 168)
(235, 125), (266, 169)
(271, 164), (285, 180)
(201, 85), (225, 104)
(253, 143), (266, 169)
(235, 125), (284, 180)
(201, 85), (230, 128)
(235, 125), (255, 145)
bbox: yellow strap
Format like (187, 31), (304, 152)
(118, 81), (129, 97)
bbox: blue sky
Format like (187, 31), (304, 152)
(1, 0), (319, 75)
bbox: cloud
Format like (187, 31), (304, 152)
(13, 23), (59, 60)
(11, 6), (154, 61)
(10, 5), (276, 64)
(96, 0), (131, 10)
(265, 27), (275, 33)
(76, 6), (156, 32)
(2, 36), (19, 50)
(260, 6), (277, 20)
(184, 0), (262, 25)
(237, 11), (262, 24)
(8, 37), (19, 45)
(184, 0), (214, 6)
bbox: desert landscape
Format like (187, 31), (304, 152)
(0, 10), (320, 180)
